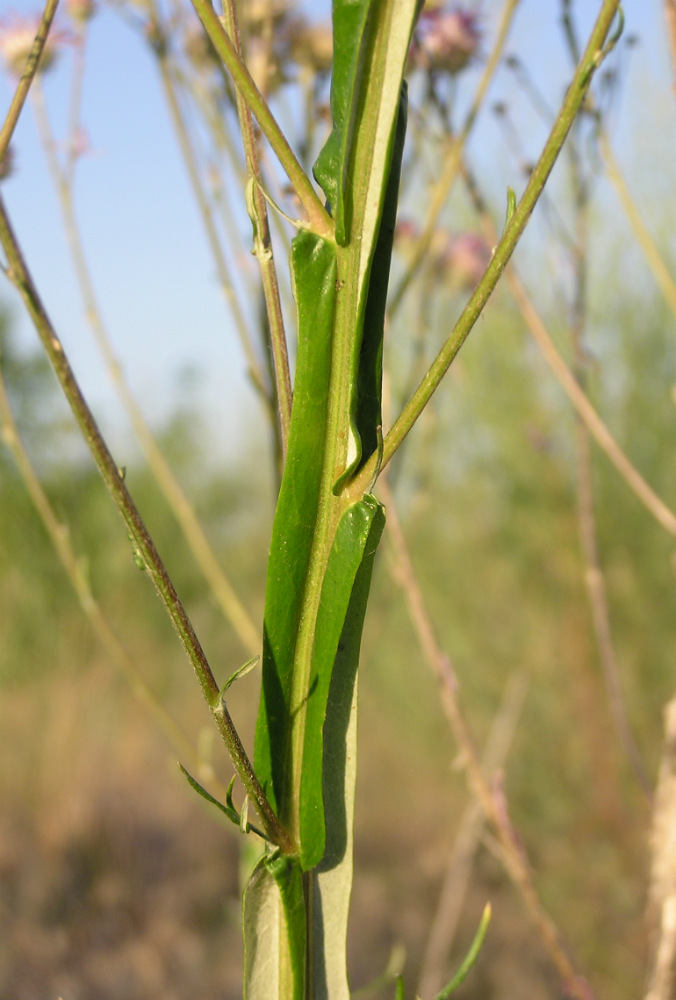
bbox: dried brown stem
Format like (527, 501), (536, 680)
(645, 696), (676, 1000)
(565, 118), (651, 796)
(379, 478), (589, 999)
(417, 672), (527, 999)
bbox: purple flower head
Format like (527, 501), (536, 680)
(410, 5), (481, 76)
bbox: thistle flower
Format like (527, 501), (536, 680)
(0, 13), (72, 77)
(409, 6), (481, 76)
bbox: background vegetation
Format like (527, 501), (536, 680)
(1, 1), (675, 999)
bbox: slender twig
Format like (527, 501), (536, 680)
(0, 0), (59, 166)
(458, 161), (676, 539)
(353, 0), (623, 494)
(219, 0), (292, 458)
(417, 672), (527, 999)
(387, 0), (521, 320)
(0, 194), (292, 853)
(565, 103), (651, 796)
(575, 421), (653, 793)
(189, 0), (332, 239)
(379, 478), (589, 999)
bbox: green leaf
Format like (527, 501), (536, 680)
(220, 655), (259, 697)
(243, 853), (306, 1000)
(307, 495), (385, 997)
(429, 903), (491, 1000)
(299, 494), (385, 870)
(325, 4), (416, 489)
(352, 84), (408, 477)
(179, 765), (267, 840)
(314, 0), (372, 246)
(254, 230), (337, 821)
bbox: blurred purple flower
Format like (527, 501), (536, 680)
(442, 232), (492, 288)
(395, 220), (491, 291)
(409, 5), (481, 76)
(0, 13), (72, 77)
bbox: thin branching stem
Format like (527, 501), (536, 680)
(458, 161), (676, 539)
(0, 194), (292, 853)
(663, 0), (676, 100)
(190, 0), (332, 239)
(644, 695), (676, 1000)
(564, 107), (652, 796)
(219, 0), (292, 458)
(0, 0), (59, 165)
(353, 0), (623, 495)
(600, 130), (676, 322)
(151, 39), (270, 403)
(416, 673), (527, 999)
(379, 478), (589, 999)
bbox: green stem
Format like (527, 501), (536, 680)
(387, 0), (521, 320)
(219, 0), (293, 457)
(0, 194), (292, 854)
(189, 0), (332, 239)
(352, 0), (623, 496)
(0, 0), (59, 165)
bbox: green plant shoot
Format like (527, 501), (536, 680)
(246, 1), (418, 997)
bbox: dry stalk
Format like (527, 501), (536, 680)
(379, 478), (591, 1000)
(417, 672), (527, 999)
(644, 695), (676, 1000)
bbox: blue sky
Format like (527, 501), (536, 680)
(0, 0), (672, 465)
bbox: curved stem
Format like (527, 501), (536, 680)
(600, 130), (676, 323)
(0, 194), (293, 853)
